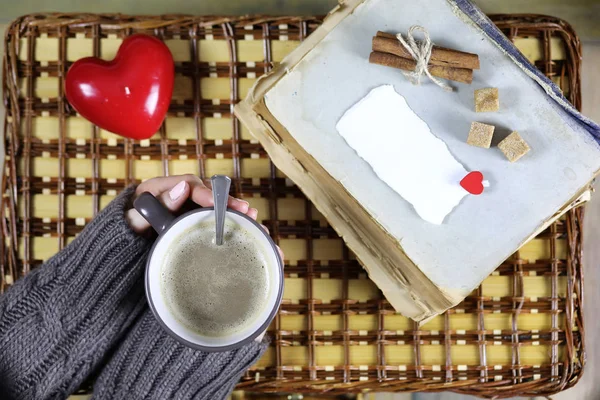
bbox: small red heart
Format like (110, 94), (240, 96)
(460, 171), (485, 195)
(65, 34), (174, 140)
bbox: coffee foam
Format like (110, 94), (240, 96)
(160, 219), (271, 337)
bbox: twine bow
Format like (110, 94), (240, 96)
(396, 25), (454, 92)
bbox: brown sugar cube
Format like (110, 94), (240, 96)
(498, 131), (530, 162)
(467, 122), (495, 148)
(474, 87), (499, 112)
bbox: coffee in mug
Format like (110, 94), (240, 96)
(160, 219), (271, 337)
(135, 191), (283, 352)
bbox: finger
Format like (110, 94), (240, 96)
(260, 224), (270, 234)
(189, 184), (249, 213)
(158, 180), (191, 212)
(246, 208), (258, 221)
(128, 181), (190, 233)
(228, 196), (249, 214)
(139, 174), (249, 213)
(134, 174), (247, 211)
(276, 245), (284, 261)
(136, 174), (204, 196)
(189, 182), (215, 207)
(126, 208), (151, 234)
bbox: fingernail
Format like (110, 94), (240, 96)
(235, 198), (250, 208)
(169, 181), (187, 201)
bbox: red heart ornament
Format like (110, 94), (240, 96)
(460, 171), (485, 195)
(65, 34), (174, 140)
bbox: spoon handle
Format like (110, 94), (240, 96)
(211, 175), (231, 246)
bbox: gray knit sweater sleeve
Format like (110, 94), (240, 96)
(91, 312), (267, 400)
(0, 186), (268, 400)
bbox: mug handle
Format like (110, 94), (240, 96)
(133, 192), (175, 235)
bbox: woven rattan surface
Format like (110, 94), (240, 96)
(0, 13), (585, 398)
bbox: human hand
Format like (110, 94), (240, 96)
(126, 174), (256, 234)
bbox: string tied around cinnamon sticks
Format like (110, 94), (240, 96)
(369, 30), (479, 86)
(395, 25), (453, 92)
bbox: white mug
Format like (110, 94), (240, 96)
(134, 192), (283, 352)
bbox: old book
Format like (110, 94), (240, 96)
(235, 0), (600, 322)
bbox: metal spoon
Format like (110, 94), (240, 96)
(211, 175), (231, 246)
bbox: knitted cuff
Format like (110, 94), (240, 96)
(92, 311), (268, 400)
(0, 186), (151, 400)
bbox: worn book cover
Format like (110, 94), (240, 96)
(235, 0), (600, 321)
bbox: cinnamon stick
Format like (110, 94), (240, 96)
(369, 51), (473, 84)
(374, 31), (480, 70)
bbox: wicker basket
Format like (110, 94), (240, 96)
(1, 13), (585, 399)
